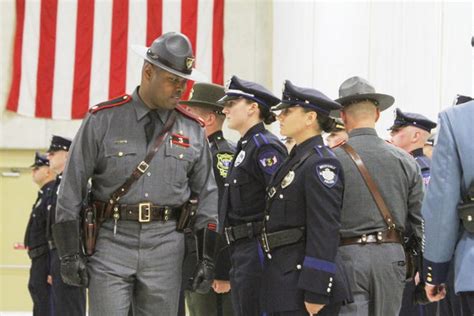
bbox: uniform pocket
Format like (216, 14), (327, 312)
(164, 143), (194, 185)
(391, 260), (407, 283)
(104, 142), (138, 176)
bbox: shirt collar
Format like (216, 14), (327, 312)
(132, 87), (171, 123)
(241, 122), (266, 142)
(348, 127), (378, 138)
(291, 135), (324, 156)
(410, 148), (424, 158)
(208, 130), (224, 143)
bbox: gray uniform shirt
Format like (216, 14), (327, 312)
(333, 128), (423, 239)
(56, 87), (218, 229)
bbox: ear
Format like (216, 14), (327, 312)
(206, 113), (216, 126)
(374, 108), (381, 122)
(412, 130), (421, 143)
(143, 63), (154, 81)
(340, 110), (347, 124)
(306, 110), (317, 126)
(248, 102), (259, 116)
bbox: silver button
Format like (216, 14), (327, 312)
(144, 193), (149, 197)
(279, 194), (284, 199)
(233, 179), (237, 184)
(179, 153), (184, 159)
(327, 288), (331, 293)
(296, 264), (302, 270)
(118, 152), (124, 157)
(267, 254), (272, 259)
(265, 215), (270, 220)
(147, 172), (151, 176)
(329, 277), (333, 282)
(328, 282), (333, 287)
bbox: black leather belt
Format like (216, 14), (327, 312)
(224, 222), (263, 245)
(260, 227), (305, 253)
(94, 201), (181, 223)
(28, 244), (49, 259)
(340, 229), (402, 246)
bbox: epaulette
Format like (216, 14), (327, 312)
(252, 133), (270, 148)
(89, 94), (132, 114)
(175, 105), (205, 127)
(314, 144), (337, 158)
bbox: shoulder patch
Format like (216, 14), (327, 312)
(175, 105), (205, 127)
(89, 94), (131, 114)
(258, 149), (282, 175)
(216, 152), (234, 178)
(316, 163), (339, 188)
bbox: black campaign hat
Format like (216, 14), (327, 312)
(273, 80), (342, 116)
(218, 76), (280, 109)
(180, 83), (225, 113)
(30, 152), (49, 168)
(131, 32), (206, 82)
(389, 108), (437, 133)
(47, 135), (72, 153)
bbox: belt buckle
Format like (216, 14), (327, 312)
(139, 202), (151, 223)
(260, 229), (271, 253)
(137, 161), (149, 173)
(224, 227), (234, 245)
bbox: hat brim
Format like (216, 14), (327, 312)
(217, 95), (241, 105)
(131, 45), (208, 82)
(180, 100), (223, 111)
(330, 93), (395, 117)
(272, 102), (293, 111)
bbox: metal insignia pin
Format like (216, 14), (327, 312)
(268, 187), (276, 198)
(281, 171), (295, 189)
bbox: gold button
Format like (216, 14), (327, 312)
(427, 276), (433, 282)
(428, 267), (432, 271)
(118, 152), (124, 157)
(123, 95), (128, 99)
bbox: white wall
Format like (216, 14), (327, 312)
(0, 0), (274, 149)
(273, 0), (473, 139)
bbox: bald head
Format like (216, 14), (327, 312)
(340, 100), (380, 132)
(390, 125), (431, 153)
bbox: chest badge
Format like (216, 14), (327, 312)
(34, 198), (42, 209)
(216, 153), (234, 178)
(234, 150), (246, 167)
(281, 171), (295, 189)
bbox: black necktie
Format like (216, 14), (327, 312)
(145, 111), (159, 144)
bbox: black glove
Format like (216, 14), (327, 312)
(52, 220), (89, 287)
(190, 226), (219, 294)
(413, 282), (431, 305)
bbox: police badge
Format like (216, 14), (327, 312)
(281, 171), (295, 189)
(186, 57), (195, 70)
(216, 153), (233, 178)
(234, 150), (246, 167)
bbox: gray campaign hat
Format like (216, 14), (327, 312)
(131, 32), (207, 82)
(332, 76), (394, 117)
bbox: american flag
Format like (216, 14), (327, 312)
(6, 0), (224, 120)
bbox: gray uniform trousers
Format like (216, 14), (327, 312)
(338, 243), (406, 316)
(88, 219), (185, 316)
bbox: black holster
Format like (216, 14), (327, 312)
(459, 202), (474, 233)
(52, 220), (83, 259)
(176, 198), (198, 232)
(404, 235), (422, 281)
(195, 227), (220, 262)
(82, 203), (100, 256)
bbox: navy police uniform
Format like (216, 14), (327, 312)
(219, 76), (287, 316)
(47, 136), (87, 316)
(25, 153), (54, 316)
(260, 81), (352, 315)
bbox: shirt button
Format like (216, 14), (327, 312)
(279, 194), (284, 199)
(329, 277), (333, 282)
(327, 288), (331, 293)
(147, 172), (151, 176)
(296, 264), (302, 270)
(233, 179), (237, 184)
(118, 152), (124, 157)
(144, 193), (149, 198)
(328, 282), (333, 287)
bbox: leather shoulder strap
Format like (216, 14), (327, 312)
(341, 143), (396, 230)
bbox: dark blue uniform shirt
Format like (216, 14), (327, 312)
(219, 122), (287, 230)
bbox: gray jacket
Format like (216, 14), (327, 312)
(56, 87), (218, 229)
(333, 128), (423, 239)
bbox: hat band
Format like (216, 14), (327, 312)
(147, 49), (192, 75)
(225, 91), (269, 108)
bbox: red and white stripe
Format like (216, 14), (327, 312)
(6, 0), (224, 120)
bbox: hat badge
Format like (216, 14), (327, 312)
(189, 88), (194, 100)
(224, 78), (232, 91)
(186, 57), (194, 70)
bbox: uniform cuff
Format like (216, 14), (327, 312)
(304, 291), (330, 305)
(422, 258), (450, 285)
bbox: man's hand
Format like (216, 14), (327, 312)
(191, 259), (215, 294)
(47, 275), (52, 285)
(60, 254), (88, 287)
(305, 301), (325, 315)
(212, 280), (231, 293)
(424, 283), (446, 302)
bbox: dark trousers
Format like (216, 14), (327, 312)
(28, 254), (51, 316)
(461, 292), (474, 315)
(399, 280), (438, 316)
(229, 239), (262, 316)
(50, 249), (86, 316)
(267, 304), (341, 316)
